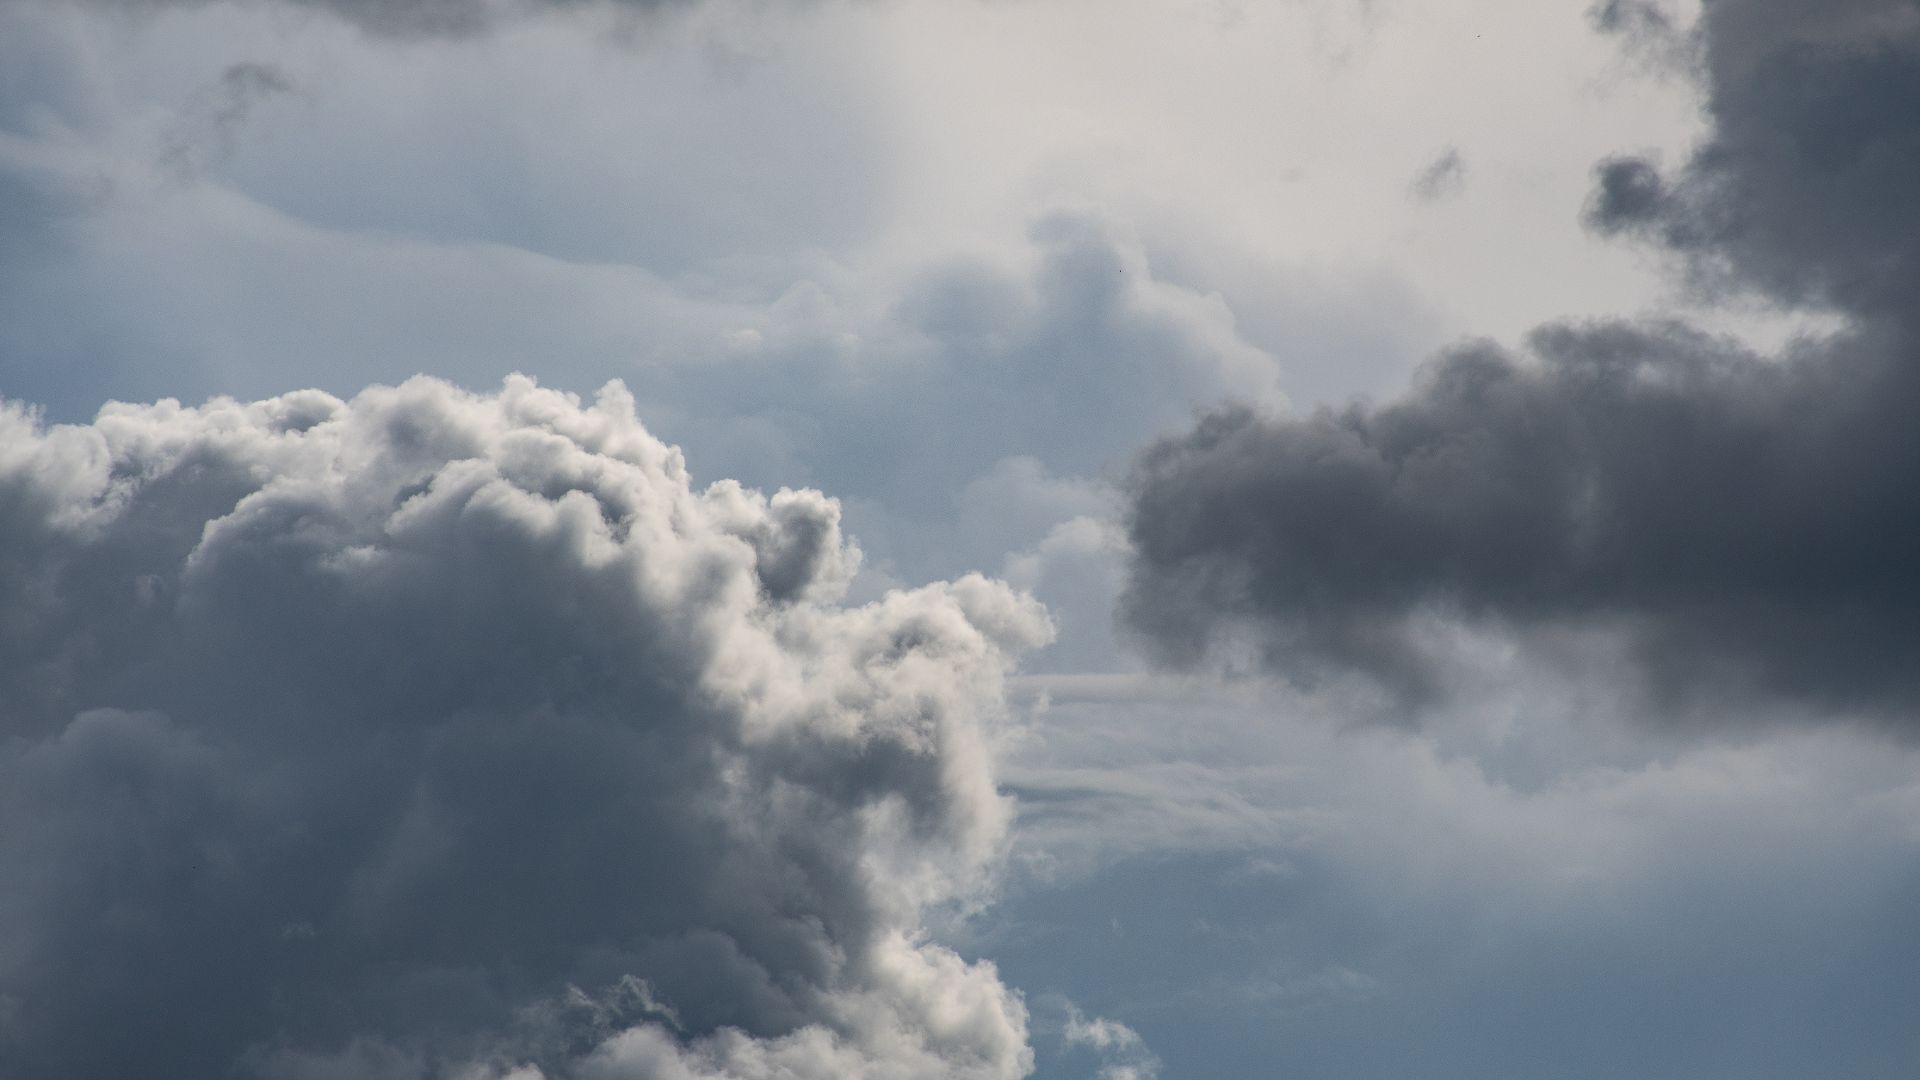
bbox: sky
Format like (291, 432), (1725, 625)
(1, 0), (1917, 1078)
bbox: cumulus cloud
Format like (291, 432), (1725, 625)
(1122, 0), (1920, 722)
(0, 375), (1051, 1078)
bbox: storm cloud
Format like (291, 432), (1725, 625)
(1122, 0), (1920, 720)
(0, 375), (1050, 1079)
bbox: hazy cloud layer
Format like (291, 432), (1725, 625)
(1123, 0), (1920, 721)
(66, 0), (711, 37)
(0, 376), (1050, 1079)
(981, 676), (1920, 1080)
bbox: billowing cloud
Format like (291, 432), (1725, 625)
(1121, 0), (1920, 722)
(0, 375), (1051, 1078)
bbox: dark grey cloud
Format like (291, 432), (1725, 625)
(1122, 0), (1920, 721)
(1587, 2), (1920, 313)
(1408, 147), (1465, 203)
(1587, 0), (1684, 51)
(0, 376), (1050, 1079)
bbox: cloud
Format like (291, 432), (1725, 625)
(1060, 1004), (1160, 1080)
(1585, 0), (1690, 65)
(636, 212), (1279, 520)
(1586, 3), (1920, 312)
(1408, 147), (1465, 203)
(1121, 0), (1920, 723)
(157, 62), (297, 181)
(0, 375), (1051, 1078)
(67, 0), (715, 38)
(978, 677), (1920, 1080)
(1588, 0), (1677, 38)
